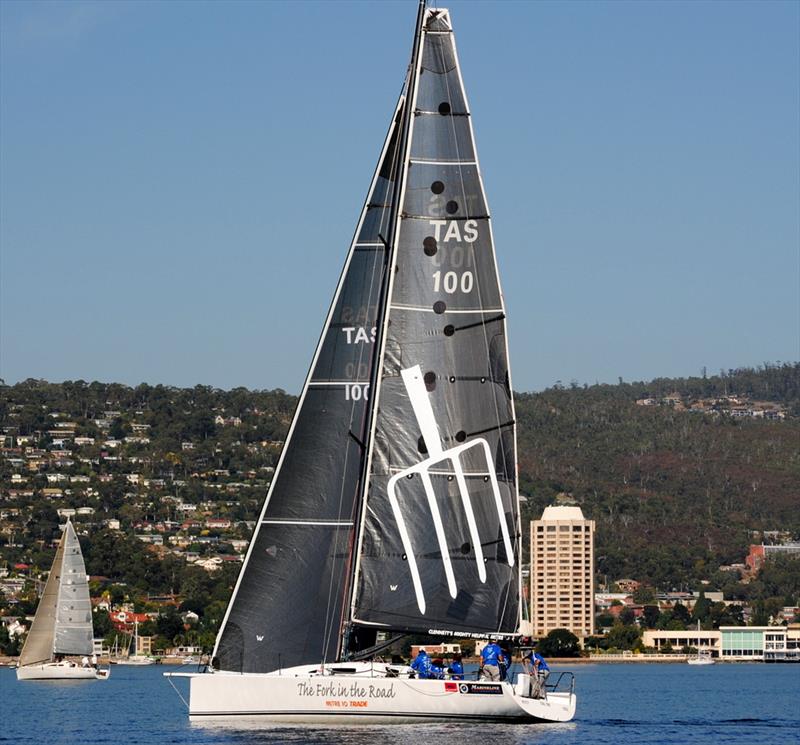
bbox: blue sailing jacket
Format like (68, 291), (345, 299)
(448, 660), (464, 680)
(411, 651), (433, 678)
(481, 642), (502, 666)
(525, 651), (550, 671)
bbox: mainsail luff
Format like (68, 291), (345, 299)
(350, 7), (522, 637)
(212, 93), (408, 674)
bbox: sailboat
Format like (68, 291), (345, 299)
(114, 619), (156, 665)
(16, 520), (110, 680)
(687, 621), (715, 665)
(167, 2), (575, 723)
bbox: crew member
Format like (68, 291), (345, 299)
(410, 647), (433, 679)
(523, 649), (550, 698)
(448, 654), (464, 680)
(479, 640), (503, 681)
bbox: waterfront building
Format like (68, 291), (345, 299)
(643, 629), (721, 656)
(530, 505), (595, 639)
(643, 626), (800, 661)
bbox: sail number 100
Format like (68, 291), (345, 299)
(345, 384), (370, 401)
(432, 270), (473, 294)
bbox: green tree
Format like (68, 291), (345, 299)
(605, 623), (643, 651)
(672, 603), (691, 624)
(642, 605), (661, 628)
(536, 629), (581, 658)
(632, 586), (657, 604)
(691, 591), (711, 623)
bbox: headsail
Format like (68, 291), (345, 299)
(213, 98), (406, 674)
(351, 8), (522, 637)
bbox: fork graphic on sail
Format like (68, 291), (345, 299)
(387, 365), (514, 614)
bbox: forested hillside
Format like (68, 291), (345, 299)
(1, 363), (797, 595)
(515, 363), (799, 587)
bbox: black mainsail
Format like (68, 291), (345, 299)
(213, 3), (521, 675)
(350, 8), (520, 637)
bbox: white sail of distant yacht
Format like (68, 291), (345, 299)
(167, 2), (575, 723)
(687, 621), (715, 665)
(114, 619), (155, 665)
(16, 520), (110, 680)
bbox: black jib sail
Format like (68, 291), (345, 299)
(213, 99), (406, 674)
(350, 8), (521, 637)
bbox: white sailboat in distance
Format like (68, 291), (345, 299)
(167, 1), (576, 723)
(16, 520), (110, 681)
(687, 621), (715, 665)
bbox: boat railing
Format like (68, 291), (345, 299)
(545, 671), (575, 696)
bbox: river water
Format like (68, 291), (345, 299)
(1, 662), (797, 744)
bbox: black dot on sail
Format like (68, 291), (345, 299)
(406, 473), (414, 479)
(417, 436), (428, 454)
(449, 376), (456, 383)
(423, 371), (436, 390)
(433, 301), (447, 314)
(461, 542), (471, 554)
(423, 236), (438, 256)
(438, 101), (451, 115)
(402, 554), (407, 561)
(483, 476), (490, 482)
(443, 324), (455, 337)
(431, 180), (445, 194)
(447, 475), (454, 482)
(455, 430), (466, 442)
(480, 377), (486, 383)
(446, 200), (459, 214)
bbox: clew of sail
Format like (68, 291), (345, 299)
(351, 8), (521, 637)
(213, 99), (407, 674)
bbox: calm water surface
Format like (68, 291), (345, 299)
(1, 663), (798, 744)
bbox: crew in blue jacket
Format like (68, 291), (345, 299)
(479, 640), (503, 681)
(524, 650), (549, 673)
(410, 648), (433, 679)
(448, 654), (464, 680)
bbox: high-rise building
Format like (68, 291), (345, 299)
(530, 505), (594, 639)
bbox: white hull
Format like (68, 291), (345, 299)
(687, 657), (715, 665)
(114, 655), (156, 666)
(171, 665), (576, 724)
(17, 662), (110, 680)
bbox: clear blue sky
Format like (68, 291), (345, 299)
(1, 0), (798, 394)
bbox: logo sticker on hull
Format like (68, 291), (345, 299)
(458, 682), (503, 695)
